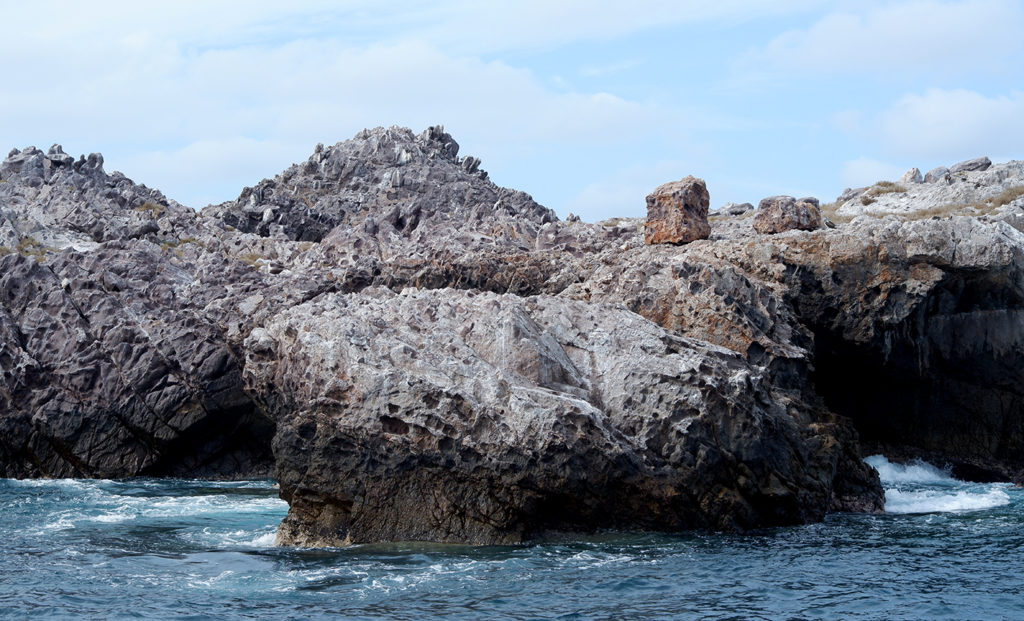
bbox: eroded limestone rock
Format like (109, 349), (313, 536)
(245, 288), (880, 546)
(4, 127), (1023, 547)
(643, 176), (711, 245)
(752, 196), (823, 234)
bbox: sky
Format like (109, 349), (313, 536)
(2, 0), (1023, 222)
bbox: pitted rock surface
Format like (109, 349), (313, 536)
(245, 288), (880, 545)
(752, 196), (823, 234)
(643, 176), (711, 245)
(3, 128), (1023, 545)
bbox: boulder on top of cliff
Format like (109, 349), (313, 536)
(643, 176), (711, 245)
(752, 196), (823, 234)
(899, 168), (923, 184)
(950, 156), (991, 174)
(924, 166), (949, 183)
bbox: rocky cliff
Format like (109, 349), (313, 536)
(2, 128), (1022, 545)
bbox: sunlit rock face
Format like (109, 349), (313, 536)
(4, 129), (1023, 546)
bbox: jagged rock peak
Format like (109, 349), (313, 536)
(0, 143), (184, 252)
(203, 125), (557, 243)
(1, 144), (107, 180)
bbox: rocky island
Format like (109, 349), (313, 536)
(1, 127), (1022, 546)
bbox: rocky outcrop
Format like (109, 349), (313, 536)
(718, 202), (753, 216)
(832, 158), (1024, 222)
(246, 288), (879, 545)
(0, 242), (280, 478)
(0, 145), (318, 478)
(950, 156), (991, 174)
(203, 125), (555, 245)
(4, 127), (1023, 546)
(643, 177), (711, 244)
(775, 218), (1024, 483)
(899, 168), (923, 184)
(752, 196), (823, 234)
(0, 145), (184, 252)
(924, 166), (949, 184)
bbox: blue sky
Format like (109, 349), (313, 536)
(2, 0), (1023, 221)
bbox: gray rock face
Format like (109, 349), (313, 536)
(899, 168), (923, 184)
(718, 202), (754, 216)
(204, 125), (555, 244)
(0, 144), (184, 253)
(0, 242), (278, 478)
(643, 176), (711, 244)
(834, 159), (1024, 220)
(924, 166), (949, 183)
(752, 196), (823, 234)
(950, 156), (991, 174)
(0, 146), (323, 478)
(246, 288), (879, 545)
(4, 127), (1023, 547)
(837, 187), (868, 203)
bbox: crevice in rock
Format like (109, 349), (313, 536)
(809, 269), (1024, 483)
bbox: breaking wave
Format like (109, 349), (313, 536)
(864, 455), (1011, 514)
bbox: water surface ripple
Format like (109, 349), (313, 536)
(1, 457), (1021, 620)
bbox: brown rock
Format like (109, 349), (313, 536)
(644, 176), (711, 244)
(753, 195), (823, 234)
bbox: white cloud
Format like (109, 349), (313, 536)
(0, 1), (840, 219)
(0, 18), (667, 210)
(876, 88), (1024, 160)
(0, 1), (827, 61)
(406, 0), (828, 54)
(840, 157), (906, 188)
(754, 0), (1024, 75)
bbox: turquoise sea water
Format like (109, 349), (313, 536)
(1, 456), (1021, 620)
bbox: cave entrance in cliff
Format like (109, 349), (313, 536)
(808, 270), (1023, 484)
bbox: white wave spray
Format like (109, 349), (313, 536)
(864, 455), (1011, 514)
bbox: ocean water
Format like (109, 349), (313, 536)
(1, 456), (1021, 620)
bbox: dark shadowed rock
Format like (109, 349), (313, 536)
(0, 146), (294, 478)
(710, 217), (1024, 484)
(752, 196), (823, 234)
(643, 176), (711, 244)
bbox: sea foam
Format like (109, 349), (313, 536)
(864, 454), (952, 484)
(864, 455), (1011, 514)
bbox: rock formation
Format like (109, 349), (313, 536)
(3, 127), (1022, 546)
(752, 196), (824, 234)
(247, 288), (875, 545)
(643, 176), (711, 244)
(831, 157), (1024, 223)
(899, 168), (923, 185)
(950, 156), (991, 174)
